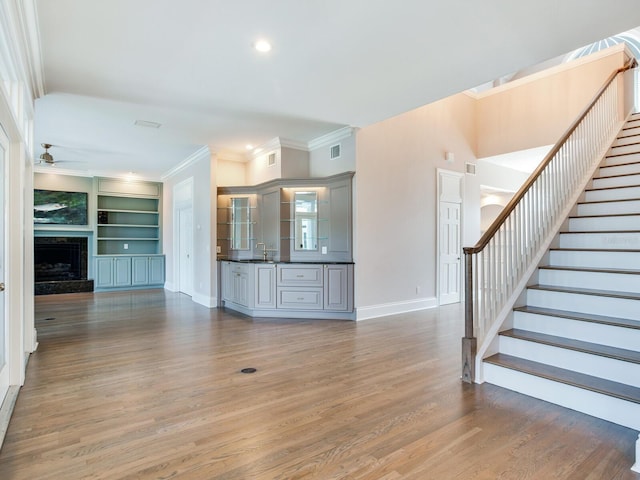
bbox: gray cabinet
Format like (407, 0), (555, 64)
(132, 256), (165, 286)
(255, 263), (276, 308)
(217, 171), (353, 263)
(323, 264), (353, 311)
(95, 255), (165, 290)
(95, 256), (131, 288)
(219, 261), (353, 319)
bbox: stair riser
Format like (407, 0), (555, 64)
(568, 215), (640, 231)
(499, 336), (640, 388)
(604, 152), (640, 166)
(483, 363), (640, 431)
(526, 289), (640, 321)
(599, 162), (640, 176)
(592, 173), (640, 189)
(584, 186), (640, 202)
(608, 141), (640, 154)
(620, 125), (640, 139)
(550, 250), (640, 269)
(558, 232), (640, 250)
(513, 311), (640, 350)
(577, 200), (640, 216)
(538, 269), (640, 293)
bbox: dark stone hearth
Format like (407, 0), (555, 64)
(35, 279), (94, 295)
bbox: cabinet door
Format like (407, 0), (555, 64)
(255, 264), (276, 308)
(220, 262), (232, 302)
(113, 257), (132, 286)
(148, 256), (165, 285)
(232, 270), (250, 307)
(95, 257), (115, 288)
(324, 264), (352, 311)
(131, 257), (149, 285)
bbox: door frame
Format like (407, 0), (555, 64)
(172, 177), (194, 294)
(436, 168), (464, 306)
(177, 206), (194, 296)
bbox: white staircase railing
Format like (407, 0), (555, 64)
(462, 59), (638, 383)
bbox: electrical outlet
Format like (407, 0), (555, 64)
(321, 246), (327, 254)
(123, 243), (129, 250)
(216, 246), (221, 254)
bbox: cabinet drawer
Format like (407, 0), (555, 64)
(277, 265), (323, 286)
(277, 287), (323, 310)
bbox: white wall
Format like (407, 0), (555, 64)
(163, 149), (217, 307)
(217, 158), (246, 186)
(309, 134), (356, 177)
(355, 93), (476, 318)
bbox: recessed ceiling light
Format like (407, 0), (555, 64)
(254, 39), (272, 53)
(134, 120), (161, 129)
(246, 144), (254, 150)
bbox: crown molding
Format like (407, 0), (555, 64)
(15, 0), (46, 99)
(307, 126), (355, 151)
(161, 145), (211, 180)
(278, 137), (308, 151)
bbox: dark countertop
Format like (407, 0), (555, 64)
(217, 258), (354, 265)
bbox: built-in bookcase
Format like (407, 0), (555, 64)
(96, 195), (160, 255)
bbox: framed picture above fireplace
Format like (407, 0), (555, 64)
(34, 189), (88, 225)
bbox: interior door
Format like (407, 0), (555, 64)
(439, 201), (461, 305)
(0, 126), (8, 403)
(178, 207), (193, 296)
(437, 169), (463, 305)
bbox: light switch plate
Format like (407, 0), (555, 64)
(321, 246), (327, 254)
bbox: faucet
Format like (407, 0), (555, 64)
(256, 242), (267, 261)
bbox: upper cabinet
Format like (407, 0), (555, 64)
(217, 172), (354, 263)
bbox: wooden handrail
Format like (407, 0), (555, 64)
(464, 57), (637, 256)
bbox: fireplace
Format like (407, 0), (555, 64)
(34, 237), (94, 295)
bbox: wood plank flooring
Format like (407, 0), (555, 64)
(0, 290), (637, 479)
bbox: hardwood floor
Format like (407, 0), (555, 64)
(0, 290), (637, 479)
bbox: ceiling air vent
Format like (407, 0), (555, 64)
(465, 162), (476, 175)
(330, 144), (341, 160)
(267, 152), (276, 166)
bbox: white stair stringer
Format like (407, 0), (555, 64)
(483, 361), (640, 431)
(481, 113), (640, 472)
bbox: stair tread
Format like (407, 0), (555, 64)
(514, 305), (640, 330)
(529, 284), (640, 301)
(550, 247), (640, 253)
(593, 170), (640, 178)
(584, 184), (640, 192)
(484, 353), (640, 404)
(500, 328), (640, 364)
(568, 211), (640, 218)
(578, 197), (640, 205)
(610, 143), (640, 150)
(539, 265), (640, 275)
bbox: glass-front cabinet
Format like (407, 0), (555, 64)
(216, 172), (353, 263)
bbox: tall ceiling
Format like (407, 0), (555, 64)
(32, 0), (640, 179)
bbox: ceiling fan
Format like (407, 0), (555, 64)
(39, 143), (57, 165)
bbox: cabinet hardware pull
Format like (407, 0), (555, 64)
(296, 274), (304, 278)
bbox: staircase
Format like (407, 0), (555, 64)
(483, 113), (640, 439)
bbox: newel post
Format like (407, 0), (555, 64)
(461, 250), (476, 383)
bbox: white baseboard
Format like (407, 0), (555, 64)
(192, 293), (217, 308)
(356, 297), (438, 321)
(164, 282), (177, 292)
(0, 386), (19, 451)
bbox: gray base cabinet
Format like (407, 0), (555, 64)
(95, 255), (165, 290)
(220, 261), (354, 320)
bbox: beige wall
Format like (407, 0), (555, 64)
(477, 47), (629, 157)
(355, 93), (476, 312)
(217, 158), (246, 186)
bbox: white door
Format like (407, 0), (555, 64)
(439, 202), (461, 305)
(0, 127), (8, 403)
(178, 207), (193, 296)
(437, 169), (463, 305)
